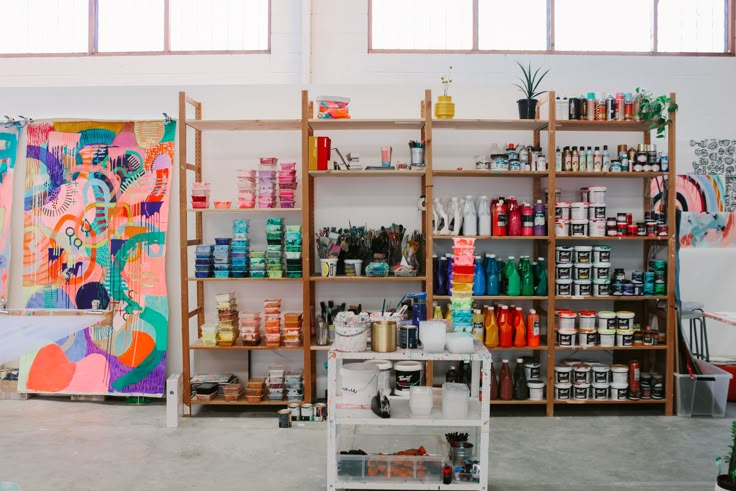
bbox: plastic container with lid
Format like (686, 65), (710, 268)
(555, 245), (575, 264)
(592, 364), (611, 384)
(574, 245), (593, 263)
(593, 262), (611, 280)
(598, 328), (616, 347)
(573, 382), (590, 400)
(611, 364), (629, 384)
(558, 327), (576, 347)
(570, 219), (588, 237)
(592, 383), (610, 400)
(616, 328), (634, 346)
(556, 202), (571, 220)
(556, 279), (573, 296)
(578, 327), (598, 347)
(573, 279), (592, 297)
(593, 245), (611, 263)
(555, 383), (572, 400)
(558, 311), (577, 330)
(593, 280), (610, 297)
(573, 364), (592, 384)
(554, 365), (573, 384)
(588, 203), (607, 220)
(570, 202), (589, 220)
(574, 263), (592, 280)
(611, 382), (629, 400)
(578, 311), (597, 329)
(616, 311), (636, 330)
(556, 219), (570, 237)
(528, 380), (545, 401)
(597, 311), (617, 330)
(589, 219), (606, 237)
(588, 186), (607, 203)
(555, 263), (573, 280)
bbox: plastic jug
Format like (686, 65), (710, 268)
(473, 256), (486, 296)
(462, 195), (477, 236)
(485, 254), (499, 296)
(477, 196), (491, 236)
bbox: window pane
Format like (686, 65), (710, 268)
(371, 0), (473, 50)
(170, 0), (268, 51)
(478, 0), (547, 50)
(658, 0), (727, 53)
(0, 0), (88, 54)
(555, 0), (653, 52)
(97, 0), (164, 52)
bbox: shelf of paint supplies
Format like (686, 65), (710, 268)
(308, 118), (425, 131)
(433, 295), (548, 301)
(553, 399), (666, 405)
(489, 399), (547, 405)
(554, 345), (667, 351)
(190, 340), (303, 351)
(555, 295), (668, 301)
(485, 344), (548, 352)
(432, 235), (550, 240)
(331, 481), (484, 491)
(187, 207), (302, 213)
(555, 236), (667, 241)
(432, 118), (548, 131)
(310, 275), (427, 282)
(329, 345), (491, 362)
(188, 277), (302, 282)
(555, 172), (667, 178)
(190, 397), (299, 406)
(432, 170), (549, 177)
(308, 170), (426, 177)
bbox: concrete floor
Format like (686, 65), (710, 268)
(0, 399), (732, 491)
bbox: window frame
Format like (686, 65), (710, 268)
(368, 0), (735, 56)
(0, 0), (271, 58)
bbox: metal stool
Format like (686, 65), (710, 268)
(681, 301), (709, 361)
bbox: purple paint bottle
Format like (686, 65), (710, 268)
(533, 200), (546, 236)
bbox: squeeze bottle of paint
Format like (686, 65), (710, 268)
(432, 255), (439, 294)
(472, 256), (486, 296)
(484, 306), (500, 348)
(602, 145), (611, 172)
(446, 254), (454, 295)
(433, 302), (443, 320)
(492, 199), (507, 236)
(535, 257), (548, 296)
(513, 307), (527, 347)
(533, 200), (546, 236)
(527, 309), (541, 347)
(462, 195), (477, 236)
(472, 309), (484, 342)
(436, 256), (448, 295)
(513, 358), (529, 400)
(507, 197), (521, 236)
(519, 256), (534, 296)
(485, 254), (500, 295)
(499, 359), (513, 400)
(504, 257), (521, 296)
(555, 147), (562, 171)
(521, 202), (534, 236)
(585, 146), (593, 172)
(477, 196), (491, 236)
(490, 362), (499, 400)
(499, 306), (513, 348)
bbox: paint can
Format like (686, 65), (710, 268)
(646, 221), (657, 237)
(649, 259), (666, 272)
(611, 281), (624, 296)
(524, 361), (541, 380)
(622, 282), (634, 296)
(301, 403), (314, 421)
(398, 323), (418, 349)
(606, 218), (618, 236)
(556, 263), (573, 280)
(573, 364), (591, 384)
(637, 222), (646, 236)
(652, 373), (664, 399)
(589, 219), (606, 237)
(558, 327), (576, 347)
(592, 383), (610, 400)
(588, 186), (607, 202)
(597, 311), (617, 330)
(654, 280), (666, 295)
(593, 262), (611, 280)
(598, 328), (615, 346)
(554, 365), (573, 384)
(640, 373), (652, 400)
(611, 364), (629, 385)
(573, 280), (591, 297)
(643, 272), (655, 295)
(314, 402), (327, 422)
(578, 311), (597, 330)
(574, 245), (593, 263)
(555, 279), (573, 296)
(528, 380), (545, 400)
(616, 329), (634, 346)
(555, 383), (572, 400)
(555, 202), (571, 219)
(593, 245), (611, 263)
(611, 383), (629, 400)
(558, 311), (577, 330)
(573, 383), (590, 400)
(592, 364), (611, 384)
(570, 202), (589, 220)
(278, 409), (292, 428)
(614, 268), (626, 281)
(555, 246), (574, 264)
(394, 361), (423, 398)
(616, 311), (635, 330)
(657, 223), (668, 236)
(288, 402), (300, 422)
(580, 187), (589, 202)
(593, 280), (610, 297)
(570, 219), (588, 236)
(578, 327), (597, 347)
(588, 203), (607, 220)
(631, 271), (644, 283)
(555, 219), (570, 237)
(626, 224), (637, 236)
(573, 263), (592, 280)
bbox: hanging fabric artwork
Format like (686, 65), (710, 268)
(0, 127), (20, 300)
(18, 121), (175, 396)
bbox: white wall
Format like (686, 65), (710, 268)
(1, 0), (736, 387)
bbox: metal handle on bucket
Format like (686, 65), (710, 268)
(335, 325), (371, 337)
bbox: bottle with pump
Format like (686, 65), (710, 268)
(533, 200), (546, 236)
(473, 255), (486, 296)
(492, 199), (507, 236)
(477, 196), (491, 236)
(527, 309), (541, 347)
(512, 306), (527, 347)
(504, 257), (521, 296)
(520, 256), (534, 296)
(484, 305), (500, 348)
(485, 254), (500, 295)
(462, 195), (477, 236)
(498, 306), (513, 348)
(507, 196), (521, 236)
(535, 257), (548, 295)
(499, 359), (513, 400)
(513, 357), (529, 400)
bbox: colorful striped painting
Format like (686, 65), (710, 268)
(19, 121), (175, 396)
(650, 174), (726, 213)
(0, 128), (19, 300)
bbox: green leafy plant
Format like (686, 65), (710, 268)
(636, 87), (678, 139)
(514, 61), (550, 101)
(724, 420), (736, 485)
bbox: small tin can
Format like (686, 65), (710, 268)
(314, 402), (327, 422)
(646, 221), (657, 237)
(626, 224), (637, 236)
(658, 224), (668, 236)
(636, 222), (646, 236)
(399, 323), (418, 349)
(301, 403), (314, 421)
(288, 402), (300, 422)
(278, 409), (292, 428)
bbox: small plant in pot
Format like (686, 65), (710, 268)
(514, 61), (550, 120)
(635, 87), (678, 139)
(716, 421), (736, 491)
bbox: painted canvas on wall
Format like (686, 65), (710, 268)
(650, 175), (725, 213)
(0, 128), (20, 300)
(679, 212), (736, 248)
(19, 121), (175, 396)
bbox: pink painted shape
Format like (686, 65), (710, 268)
(65, 353), (110, 393)
(48, 131), (81, 149)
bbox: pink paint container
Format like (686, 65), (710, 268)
(237, 169), (257, 178)
(279, 170), (297, 178)
(258, 170), (276, 179)
(280, 182), (298, 190)
(260, 157), (278, 166)
(279, 162), (296, 171)
(279, 199), (295, 208)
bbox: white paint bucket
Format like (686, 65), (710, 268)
(578, 311), (597, 330)
(592, 383), (610, 400)
(574, 263), (592, 280)
(598, 329), (615, 346)
(555, 383), (571, 400)
(588, 203), (606, 220)
(578, 327), (597, 347)
(592, 364), (611, 384)
(616, 329), (634, 347)
(597, 311), (617, 330)
(593, 262), (611, 280)
(335, 323), (370, 352)
(593, 280), (610, 297)
(570, 202), (589, 220)
(570, 219), (588, 236)
(592, 245), (611, 263)
(555, 279), (573, 296)
(573, 280), (591, 297)
(556, 219), (570, 237)
(554, 365), (573, 384)
(573, 364), (591, 384)
(611, 382), (629, 400)
(555, 246), (574, 264)
(558, 327), (576, 347)
(558, 311), (577, 330)
(524, 361), (541, 380)
(574, 245), (593, 263)
(364, 359), (392, 395)
(616, 311), (636, 330)
(588, 186), (607, 203)
(528, 380), (545, 400)
(589, 219), (606, 236)
(573, 382), (590, 400)
(339, 363), (379, 407)
(394, 361), (423, 398)
(344, 259), (363, 276)
(555, 201), (571, 219)
(611, 364), (629, 385)
(555, 263), (573, 280)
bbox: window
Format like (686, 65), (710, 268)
(0, 0), (269, 56)
(370, 0), (734, 55)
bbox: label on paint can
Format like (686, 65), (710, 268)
(593, 385), (609, 400)
(314, 402), (327, 422)
(555, 384), (571, 400)
(278, 409), (292, 428)
(573, 383), (589, 400)
(301, 403), (314, 421)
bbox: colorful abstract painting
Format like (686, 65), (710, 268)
(679, 212), (736, 248)
(650, 175), (725, 213)
(0, 128), (20, 300)
(19, 121), (175, 396)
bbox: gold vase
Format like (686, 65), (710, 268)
(434, 95), (455, 119)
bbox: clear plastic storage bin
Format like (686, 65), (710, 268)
(675, 359), (733, 417)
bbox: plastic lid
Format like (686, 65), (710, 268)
(529, 309), (537, 314)
(611, 364), (629, 372)
(592, 383), (610, 388)
(574, 382), (590, 388)
(593, 262), (611, 267)
(570, 219), (589, 223)
(502, 359), (509, 363)
(578, 310), (597, 317)
(611, 382), (629, 388)
(592, 364), (610, 370)
(574, 245), (592, 250)
(517, 357), (524, 363)
(598, 311), (616, 318)
(598, 328), (616, 334)
(555, 365), (573, 371)
(575, 263), (592, 268)
(555, 382), (572, 387)
(556, 201), (571, 206)
(556, 279), (573, 284)
(574, 364), (591, 370)
(616, 328), (635, 334)
(587, 92), (596, 99)
(571, 202), (590, 207)
(616, 311), (636, 318)
(559, 311), (577, 318)
(588, 186), (607, 191)
(593, 245), (611, 250)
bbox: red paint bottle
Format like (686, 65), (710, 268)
(493, 199), (508, 236)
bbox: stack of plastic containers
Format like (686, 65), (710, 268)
(213, 238), (232, 278)
(194, 245), (214, 278)
(200, 323), (217, 346)
(237, 169), (257, 209)
(284, 312), (303, 347)
(215, 292), (238, 346)
(278, 162), (297, 208)
(231, 219), (249, 278)
(250, 251), (266, 278)
(264, 298), (282, 347)
(266, 218), (284, 278)
(285, 225), (303, 278)
(191, 182), (211, 209)
(451, 237), (476, 333)
(246, 377), (265, 402)
(285, 370), (304, 401)
(267, 365), (285, 401)
(258, 157), (278, 209)
(239, 311), (262, 346)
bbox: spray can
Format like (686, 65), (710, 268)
(586, 92), (597, 120)
(615, 92), (625, 121)
(602, 145), (610, 172)
(605, 93), (616, 120)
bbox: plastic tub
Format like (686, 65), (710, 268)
(611, 365), (629, 385)
(524, 361), (541, 381)
(570, 202), (589, 220)
(556, 202), (571, 220)
(592, 383), (610, 400)
(611, 382), (629, 400)
(570, 219), (588, 237)
(556, 279), (573, 296)
(442, 382), (470, 419)
(574, 245), (593, 263)
(528, 380), (545, 401)
(578, 311), (596, 330)
(573, 383), (590, 400)
(574, 263), (592, 280)
(578, 327), (597, 347)
(616, 329), (634, 346)
(593, 245), (611, 263)
(598, 311), (617, 330)
(419, 320), (446, 353)
(592, 364), (611, 384)
(588, 203), (606, 220)
(593, 262), (611, 281)
(558, 311), (577, 330)
(573, 280), (592, 297)
(598, 328), (616, 347)
(616, 311), (636, 330)
(555, 263), (573, 280)
(555, 383), (572, 400)
(555, 219), (570, 237)
(409, 386), (434, 417)
(555, 245), (574, 264)
(339, 363), (378, 408)
(573, 364), (591, 384)
(554, 365), (572, 384)
(589, 219), (606, 237)
(588, 186), (607, 203)
(394, 361), (423, 398)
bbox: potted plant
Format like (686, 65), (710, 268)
(635, 87), (678, 139)
(716, 421), (736, 491)
(435, 66), (455, 119)
(514, 61), (550, 120)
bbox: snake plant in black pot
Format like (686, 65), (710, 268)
(514, 61), (550, 120)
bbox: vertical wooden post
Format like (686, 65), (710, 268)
(545, 91), (557, 417)
(301, 90), (315, 403)
(178, 92), (191, 413)
(665, 93), (677, 416)
(424, 89), (435, 387)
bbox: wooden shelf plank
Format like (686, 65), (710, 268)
(556, 236), (667, 241)
(550, 120), (651, 132)
(553, 399), (666, 405)
(188, 277), (302, 282)
(432, 119), (548, 131)
(556, 172), (667, 178)
(186, 119), (301, 131)
(555, 345), (668, 351)
(308, 119), (424, 130)
(433, 235), (549, 240)
(555, 295), (668, 301)
(191, 340), (304, 351)
(433, 295), (548, 300)
(489, 399), (547, 405)
(187, 208), (302, 213)
(309, 170), (425, 177)
(486, 345), (548, 352)
(310, 276), (426, 282)
(433, 170), (548, 177)
(190, 396), (298, 406)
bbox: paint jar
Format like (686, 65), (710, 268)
(556, 279), (573, 296)
(611, 383), (629, 400)
(394, 361), (423, 398)
(593, 245), (611, 263)
(528, 380), (545, 401)
(616, 329), (634, 346)
(575, 311), (595, 330)
(614, 268), (626, 281)
(592, 383), (610, 400)
(622, 282), (634, 296)
(570, 202), (589, 220)
(578, 327), (597, 347)
(555, 202), (571, 219)
(611, 281), (624, 296)
(524, 361), (542, 380)
(593, 262), (611, 280)
(592, 364), (611, 384)
(573, 364), (591, 383)
(640, 373), (652, 400)
(606, 219), (618, 236)
(632, 282), (643, 296)
(616, 311), (636, 330)
(580, 187), (589, 202)
(611, 364), (629, 384)
(626, 224), (637, 236)
(314, 402), (327, 422)
(555, 219), (570, 237)
(555, 365), (573, 384)
(643, 271), (655, 295)
(588, 203), (606, 220)
(646, 221), (657, 237)
(574, 245), (593, 263)
(570, 219), (588, 236)
(589, 219), (606, 237)
(558, 327), (576, 347)
(573, 280), (591, 297)
(558, 311), (577, 330)
(588, 186), (607, 202)
(654, 280), (666, 295)
(573, 382), (590, 400)
(593, 280), (610, 297)
(278, 408), (292, 428)
(556, 263), (573, 280)
(597, 311), (617, 330)
(573, 263), (592, 280)
(555, 246), (574, 264)
(598, 328), (616, 347)
(398, 323), (418, 349)
(301, 403), (314, 421)
(555, 383), (572, 400)
(652, 373), (664, 399)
